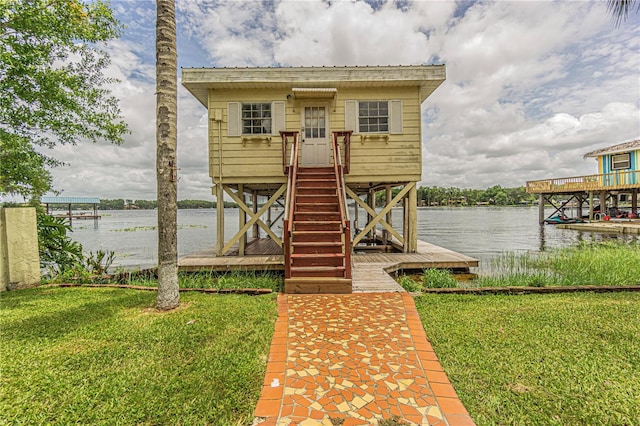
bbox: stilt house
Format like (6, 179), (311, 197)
(182, 65), (446, 293)
(527, 139), (640, 223)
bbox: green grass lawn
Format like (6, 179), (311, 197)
(0, 287), (277, 425)
(415, 292), (640, 426)
(3, 285), (639, 425)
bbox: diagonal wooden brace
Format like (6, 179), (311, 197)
(346, 186), (404, 245)
(351, 183), (414, 246)
(221, 185), (286, 254)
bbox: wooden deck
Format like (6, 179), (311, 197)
(556, 220), (640, 235)
(526, 170), (640, 194)
(178, 238), (478, 293)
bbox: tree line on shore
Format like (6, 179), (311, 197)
(95, 199), (237, 210)
(67, 185), (536, 211)
(415, 185), (537, 207)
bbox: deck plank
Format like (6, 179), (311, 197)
(178, 237), (478, 292)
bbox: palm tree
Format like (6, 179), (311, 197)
(607, 0), (640, 27)
(155, 0), (179, 310)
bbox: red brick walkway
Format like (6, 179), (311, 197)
(254, 293), (475, 426)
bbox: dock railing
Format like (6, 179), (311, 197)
(527, 170), (640, 194)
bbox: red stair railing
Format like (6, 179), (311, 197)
(281, 131), (300, 279)
(332, 131), (352, 279)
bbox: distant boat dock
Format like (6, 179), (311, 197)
(41, 196), (101, 225)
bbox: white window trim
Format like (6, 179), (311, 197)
(227, 101), (286, 137)
(611, 153), (630, 170)
(344, 100), (403, 135)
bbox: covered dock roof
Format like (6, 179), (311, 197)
(41, 196), (100, 204)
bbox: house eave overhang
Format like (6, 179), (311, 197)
(181, 65), (446, 107)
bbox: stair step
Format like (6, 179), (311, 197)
(297, 180), (337, 188)
(296, 194), (338, 204)
(291, 253), (344, 268)
(294, 221), (342, 231)
(284, 277), (352, 294)
(292, 242), (342, 254)
(297, 167), (334, 174)
(297, 187), (337, 196)
(290, 266), (346, 278)
(296, 203), (339, 212)
(294, 212), (341, 221)
(292, 230), (342, 243)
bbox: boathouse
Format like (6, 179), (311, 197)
(182, 65), (476, 293)
(526, 139), (640, 223)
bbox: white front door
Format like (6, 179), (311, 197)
(301, 105), (330, 166)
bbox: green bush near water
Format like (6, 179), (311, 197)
(402, 241), (640, 290)
(479, 240), (640, 287)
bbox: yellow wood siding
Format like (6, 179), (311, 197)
(208, 86), (422, 185)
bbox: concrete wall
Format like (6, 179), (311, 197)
(0, 207), (41, 291)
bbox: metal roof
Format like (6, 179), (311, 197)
(583, 139), (640, 158)
(182, 65), (446, 107)
(41, 196), (100, 204)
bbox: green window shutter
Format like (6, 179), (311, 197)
(272, 101), (285, 135)
(389, 100), (403, 134)
(227, 102), (241, 136)
(345, 100), (357, 132)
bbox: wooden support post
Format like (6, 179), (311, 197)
(576, 194), (583, 219)
(384, 185), (392, 246)
(632, 189), (638, 215)
(539, 194), (545, 224)
(589, 191), (594, 220)
(600, 191), (607, 215)
(403, 190), (409, 253)
(408, 183), (417, 253)
(216, 183), (224, 256)
(367, 189), (375, 241)
(252, 191), (259, 239)
(68, 203), (72, 226)
(238, 185), (246, 256)
(267, 202), (272, 229)
(353, 191), (359, 229)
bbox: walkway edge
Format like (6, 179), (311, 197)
(421, 285), (640, 295)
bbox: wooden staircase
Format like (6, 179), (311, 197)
(284, 167), (352, 293)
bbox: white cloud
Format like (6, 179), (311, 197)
(41, 0), (639, 202)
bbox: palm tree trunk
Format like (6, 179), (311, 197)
(155, 0), (179, 310)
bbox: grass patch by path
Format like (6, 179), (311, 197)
(0, 287), (277, 425)
(414, 292), (640, 425)
(50, 270), (284, 293)
(123, 271), (284, 292)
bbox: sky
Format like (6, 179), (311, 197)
(45, 0), (640, 201)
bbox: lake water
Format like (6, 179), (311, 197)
(68, 207), (636, 273)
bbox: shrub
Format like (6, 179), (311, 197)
(422, 269), (459, 288)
